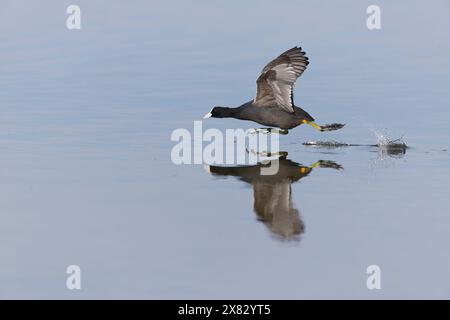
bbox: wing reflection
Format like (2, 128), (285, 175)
(205, 157), (342, 241)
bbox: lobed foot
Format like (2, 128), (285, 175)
(315, 160), (344, 170)
(319, 123), (345, 132)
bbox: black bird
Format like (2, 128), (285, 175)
(203, 46), (345, 132)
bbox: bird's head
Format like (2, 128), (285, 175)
(203, 106), (232, 119)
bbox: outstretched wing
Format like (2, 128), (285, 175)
(254, 46), (309, 113)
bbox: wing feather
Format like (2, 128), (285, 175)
(254, 47), (309, 113)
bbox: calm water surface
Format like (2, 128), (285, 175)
(1, 1), (449, 298)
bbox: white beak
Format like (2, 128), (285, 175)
(203, 112), (212, 119)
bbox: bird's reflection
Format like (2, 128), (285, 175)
(205, 156), (342, 241)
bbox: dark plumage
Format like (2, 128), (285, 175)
(204, 46), (344, 132)
(208, 101), (314, 130)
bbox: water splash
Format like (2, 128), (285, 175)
(302, 130), (407, 157)
(372, 130), (407, 158)
(374, 131), (390, 147)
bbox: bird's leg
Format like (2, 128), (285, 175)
(302, 120), (345, 132)
(300, 160), (344, 174)
(310, 160), (344, 170)
(299, 160), (319, 174)
(302, 120), (321, 131)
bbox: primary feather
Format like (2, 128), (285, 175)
(254, 47), (309, 113)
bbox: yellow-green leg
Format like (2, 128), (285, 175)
(299, 160), (343, 174)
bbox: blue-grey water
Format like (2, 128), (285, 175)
(1, 0), (449, 299)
